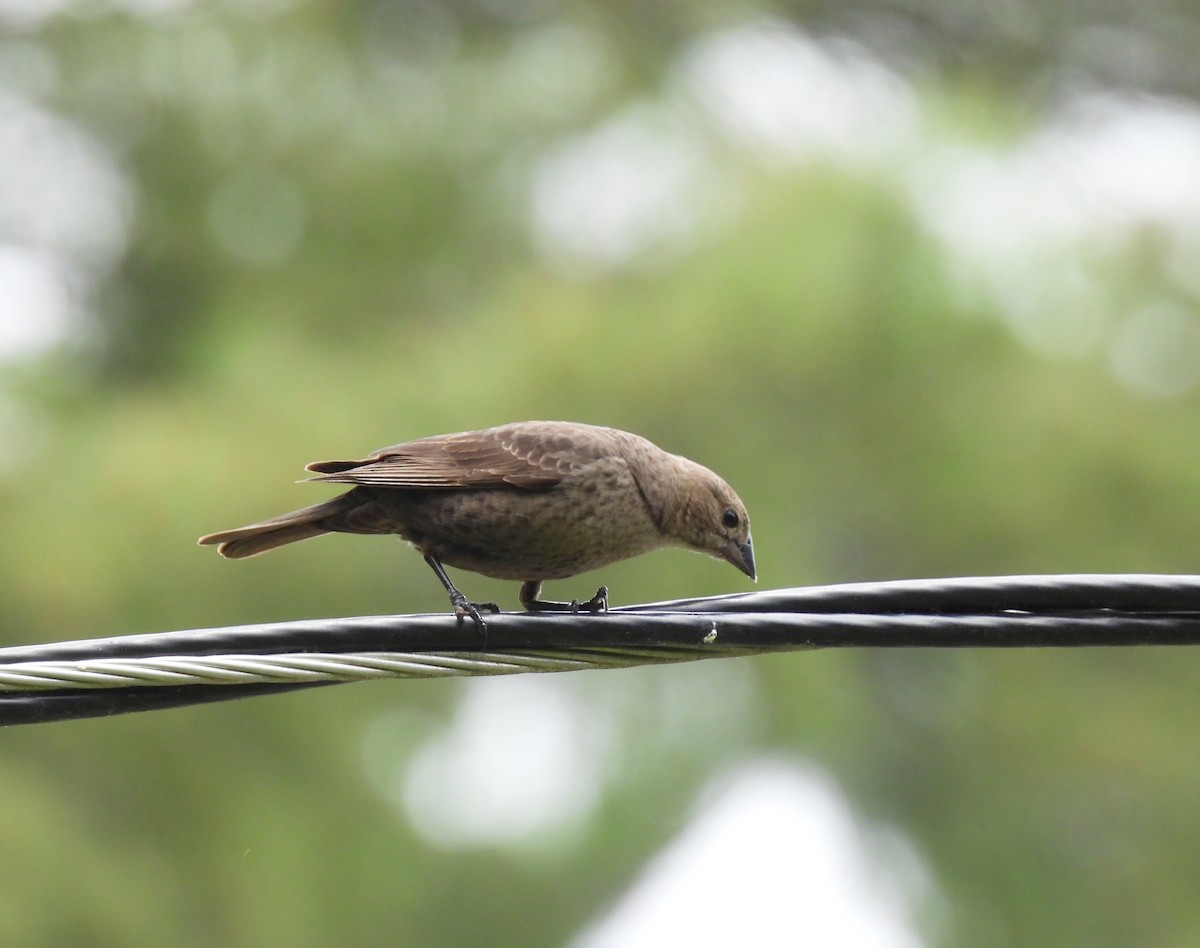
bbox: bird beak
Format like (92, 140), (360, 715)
(723, 536), (756, 581)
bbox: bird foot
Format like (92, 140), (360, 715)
(450, 591), (500, 641)
(578, 586), (609, 613)
(525, 586), (609, 614)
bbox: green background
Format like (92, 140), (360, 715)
(3, 1), (1200, 944)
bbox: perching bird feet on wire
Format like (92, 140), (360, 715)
(423, 553), (499, 634)
(520, 581), (609, 614)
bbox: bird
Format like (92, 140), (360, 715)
(198, 421), (755, 629)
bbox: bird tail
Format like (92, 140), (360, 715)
(198, 496), (354, 559)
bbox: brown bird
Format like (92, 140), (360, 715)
(198, 421), (755, 628)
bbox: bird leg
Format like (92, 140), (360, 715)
(423, 553), (499, 634)
(519, 581), (609, 614)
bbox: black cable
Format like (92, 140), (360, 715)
(623, 573), (1200, 614)
(4, 574), (1200, 726)
(0, 682), (336, 726)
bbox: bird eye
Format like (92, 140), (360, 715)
(722, 508), (739, 529)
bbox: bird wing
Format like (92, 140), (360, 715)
(303, 423), (610, 490)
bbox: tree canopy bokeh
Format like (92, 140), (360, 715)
(3, 0), (1200, 944)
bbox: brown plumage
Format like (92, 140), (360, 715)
(198, 421), (755, 627)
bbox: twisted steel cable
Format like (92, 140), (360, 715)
(3, 574), (1200, 725)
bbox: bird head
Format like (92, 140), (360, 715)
(669, 461), (756, 581)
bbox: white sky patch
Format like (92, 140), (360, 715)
(677, 20), (920, 166)
(1054, 96), (1200, 231)
(0, 245), (75, 360)
(0, 0), (67, 29)
(0, 91), (130, 362)
(907, 94), (1200, 378)
(573, 759), (937, 948)
(0, 92), (129, 267)
(398, 675), (615, 850)
(911, 96), (1200, 264)
(530, 103), (719, 276)
(528, 22), (919, 277)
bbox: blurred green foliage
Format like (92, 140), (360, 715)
(3, 1), (1200, 945)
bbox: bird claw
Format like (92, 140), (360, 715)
(450, 592), (500, 644)
(520, 583), (609, 614)
(581, 586), (608, 613)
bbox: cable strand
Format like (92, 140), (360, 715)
(5, 574), (1200, 725)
